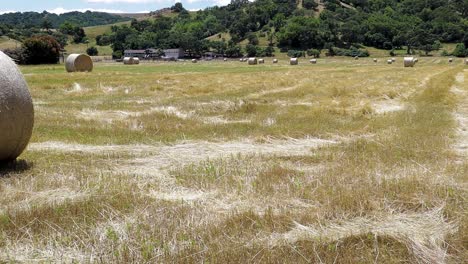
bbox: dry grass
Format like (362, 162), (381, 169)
(0, 58), (466, 263)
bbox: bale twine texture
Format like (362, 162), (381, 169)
(0, 51), (34, 162)
(65, 54), (93, 72)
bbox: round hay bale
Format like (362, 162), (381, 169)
(123, 57), (134, 65)
(309, 59), (317, 64)
(387, 59), (393, 64)
(404, 57), (415, 67)
(373, 58), (377, 63)
(258, 59), (265, 64)
(239, 58), (244, 62)
(133, 57), (140, 65)
(224, 58), (228, 62)
(290, 58), (298, 65)
(448, 58), (453, 63)
(0, 51), (34, 162)
(354, 56), (359, 60)
(192, 59), (198, 63)
(65, 54), (93, 72)
(248, 57), (257, 65)
(465, 59), (468, 65)
(273, 59), (278, 63)
(391, 58), (396, 62)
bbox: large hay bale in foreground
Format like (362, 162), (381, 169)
(248, 58), (257, 65)
(404, 57), (415, 67)
(65, 54), (93, 72)
(273, 59), (278, 63)
(310, 59), (317, 64)
(123, 57), (134, 65)
(133, 57), (140, 65)
(258, 59), (265, 64)
(0, 51), (34, 162)
(290, 58), (298, 65)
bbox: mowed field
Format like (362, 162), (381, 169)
(0, 58), (467, 262)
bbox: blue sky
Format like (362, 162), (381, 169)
(0, 0), (230, 14)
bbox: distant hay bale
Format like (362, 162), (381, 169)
(354, 56), (359, 60)
(123, 57), (134, 65)
(224, 58), (228, 62)
(391, 58), (396, 62)
(448, 58), (453, 63)
(133, 57), (140, 65)
(273, 59), (278, 63)
(404, 57), (415, 67)
(192, 59), (198, 63)
(290, 58), (298, 65)
(387, 59), (393, 64)
(0, 51), (34, 162)
(65, 54), (93, 72)
(465, 59), (468, 65)
(248, 57), (257, 65)
(309, 59), (317, 64)
(258, 59), (265, 64)
(373, 58), (377, 62)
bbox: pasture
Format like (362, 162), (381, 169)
(0, 58), (467, 263)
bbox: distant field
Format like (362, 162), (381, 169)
(0, 58), (467, 262)
(0, 36), (20, 50)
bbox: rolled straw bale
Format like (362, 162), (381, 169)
(354, 56), (359, 60)
(465, 59), (468, 65)
(248, 57), (257, 65)
(391, 58), (396, 62)
(290, 58), (298, 65)
(310, 59), (317, 64)
(0, 51), (34, 162)
(273, 59), (278, 63)
(192, 59), (198, 63)
(387, 59), (393, 64)
(448, 58), (453, 63)
(404, 57), (415, 67)
(65, 54), (93, 72)
(373, 58), (377, 63)
(133, 57), (140, 65)
(224, 58), (228, 62)
(258, 59), (265, 64)
(123, 57), (134, 65)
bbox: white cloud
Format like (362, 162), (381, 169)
(0, 10), (16, 15)
(46, 7), (150, 14)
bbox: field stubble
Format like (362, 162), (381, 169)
(0, 58), (466, 263)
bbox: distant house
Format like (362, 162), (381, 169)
(123, 48), (185, 60)
(163, 48), (185, 59)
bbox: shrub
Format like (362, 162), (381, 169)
(307, 49), (321, 58)
(287, 49), (305, 58)
(21, 35), (61, 64)
(452, 43), (467, 57)
(86, 46), (99, 56)
(333, 46), (369, 57)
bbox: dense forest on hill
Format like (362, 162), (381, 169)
(102, 0), (468, 58)
(0, 11), (130, 29)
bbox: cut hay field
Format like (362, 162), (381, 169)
(1, 58), (467, 263)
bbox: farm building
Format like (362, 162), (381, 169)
(123, 48), (185, 60)
(163, 48), (185, 59)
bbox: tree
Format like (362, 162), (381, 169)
(41, 19), (52, 32)
(171, 2), (186, 13)
(303, 0), (318, 10)
(86, 46), (99, 56)
(21, 35), (61, 64)
(452, 43), (467, 57)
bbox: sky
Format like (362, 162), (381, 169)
(0, 0), (231, 14)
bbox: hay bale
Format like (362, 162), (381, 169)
(123, 57), (134, 65)
(290, 58), (298, 65)
(391, 58), (396, 62)
(133, 57), (140, 65)
(465, 59), (468, 65)
(273, 59), (278, 63)
(224, 58), (228, 62)
(258, 59), (265, 64)
(404, 57), (415, 67)
(448, 58), (453, 63)
(65, 54), (93, 72)
(309, 59), (317, 64)
(0, 51), (34, 162)
(414, 58), (419, 63)
(248, 57), (257, 65)
(354, 56), (359, 60)
(192, 59), (198, 63)
(373, 58), (377, 63)
(387, 59), (393, 64)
